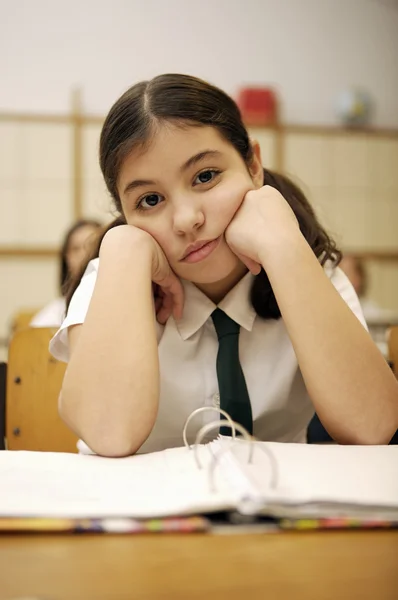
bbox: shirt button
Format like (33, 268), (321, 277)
(213, 393), (220, 408)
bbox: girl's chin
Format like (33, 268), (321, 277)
(177, 256), (245, 285)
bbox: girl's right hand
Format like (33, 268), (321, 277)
(100, 225), (184, 324)
(150, 235), (185, 324)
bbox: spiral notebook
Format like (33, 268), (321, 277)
(1, 409), (398, 521)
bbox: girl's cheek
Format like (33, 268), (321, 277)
(213, 182), (248, 215)
(125, 219), (165, 249)
(143, 226), (171, 255)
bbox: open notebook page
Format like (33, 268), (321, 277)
(0, 444), (244, 519)
(2, 441), (398, 520)
(222, 439), (398, 518)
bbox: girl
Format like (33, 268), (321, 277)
(31, 219), (101, 328)
(50, 74), (398, 457)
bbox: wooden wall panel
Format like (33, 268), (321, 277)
(0, 114), (397, 359)
(0, 257), (58, 341)
(0, 121), (73, 246)
(366, 261), (398, 311)
(81, 123), (112, 222)
(283, 131), (398, 310)
(248, 128), (278, 170)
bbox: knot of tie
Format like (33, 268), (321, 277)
(211, 308), (240, 340)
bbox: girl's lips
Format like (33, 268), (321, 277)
(181, 237), (220, 263)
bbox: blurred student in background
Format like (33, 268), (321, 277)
(340, 254), (398, 358)
(339, 255), (380, 321)
(31, 220), (101, 328)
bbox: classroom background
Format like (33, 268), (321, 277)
(1, 0), (398, 362)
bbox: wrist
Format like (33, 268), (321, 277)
(99, 226), (155, 288)
(100, 225), (153, 265)
(258, 228), (307, 271)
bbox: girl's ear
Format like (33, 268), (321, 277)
(248, 139), (264, 189)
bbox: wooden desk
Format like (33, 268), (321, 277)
(1, 531), (397, 599)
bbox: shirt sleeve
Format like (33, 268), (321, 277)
(325, 263), (368, 330)
(49, 257), (164, 363)
(49, 259), (100, 362)
(30, 297), (66, 328)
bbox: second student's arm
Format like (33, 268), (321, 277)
(59, 226), (183, 457)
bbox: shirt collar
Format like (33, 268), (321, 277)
(175, 272), (257, 341)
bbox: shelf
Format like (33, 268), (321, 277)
(0, 247), (58, 258)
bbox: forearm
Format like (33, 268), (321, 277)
(61, 238), (159, 456)
(261, 232), (398, 444)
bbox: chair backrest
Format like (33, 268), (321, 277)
(6, 327), (78, 452)
(0, 362), (6, 450)
(10, 308), (40, 334)
(388, 326), (398, 379)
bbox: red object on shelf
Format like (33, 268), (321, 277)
(237, 87), (278, 126)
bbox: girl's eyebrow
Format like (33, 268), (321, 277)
(124, 179), (155, 195)
(123, 150), (222, 196)
(180, 150), (222, 173)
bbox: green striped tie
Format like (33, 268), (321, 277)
(211, 308), (253, 436)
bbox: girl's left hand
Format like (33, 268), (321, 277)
(225, 185), (300, 274)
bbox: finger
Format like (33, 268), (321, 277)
(169, 280), (185, 320)
(153, 283), (163, 304)
(156, 288), (173, 324)
(235, 252), (262, 276)
(157, 274), (185, 321)
(156, 303), (172, 325)
(154, 296), (163, 314)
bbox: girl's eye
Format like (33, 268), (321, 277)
(137, 193), (163, 210)
(194, 169), (220, 185)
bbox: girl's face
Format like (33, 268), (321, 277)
(118, 124), (264, 291)
(66, 224), (99, 278)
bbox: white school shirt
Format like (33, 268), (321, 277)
(50, 258), (367, 453)
(31, 297), (66, 328)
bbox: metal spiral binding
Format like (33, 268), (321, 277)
(193, 417), (279, 495)
(208, 437), (279, 494)
(193, 419), (253, 469)
(182, 406), (236, 450)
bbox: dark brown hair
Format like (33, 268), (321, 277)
(66, 74), (341, 318)
(60, 219), (101, 296)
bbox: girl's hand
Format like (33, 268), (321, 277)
(225, 185), (300, 274)
(101, 225), (184, 324)
(150, 236), (185, 324)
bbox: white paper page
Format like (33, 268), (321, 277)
(220, 439), (398, 513)
(0, 444), (241, 519)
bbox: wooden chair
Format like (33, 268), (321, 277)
(10, 308), (40, 334)
(6, 327), (78, 452)
(388, 326), (398, 379)
(0, 362), (6, 450)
